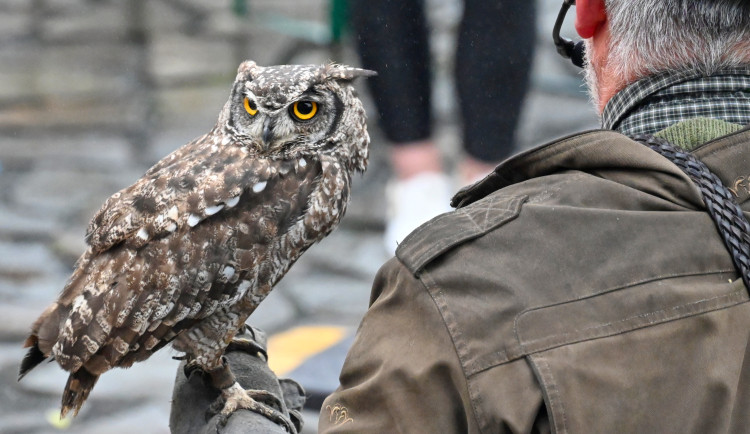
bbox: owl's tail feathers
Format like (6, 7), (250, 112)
(61, 368), (100, 418)
(19, 303), (65, 381)
(18, 341), (48, 381)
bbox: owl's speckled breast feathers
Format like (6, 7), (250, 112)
(19, 61), (375, 418)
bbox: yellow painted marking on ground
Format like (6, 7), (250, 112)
(45, 409), (72, 430)
(267, 325), (347, 376)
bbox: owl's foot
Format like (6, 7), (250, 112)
(209, 382), (296, 432)
(183, 361), (206, 380)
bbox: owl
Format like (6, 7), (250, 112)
(18, 61), (375, 424)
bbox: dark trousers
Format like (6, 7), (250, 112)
(350, 0), (536, 162)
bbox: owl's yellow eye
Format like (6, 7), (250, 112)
(291, 101), (318, 120)
(243, 97), (258, 116)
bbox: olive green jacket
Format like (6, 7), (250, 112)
(320, 129), (750, 433)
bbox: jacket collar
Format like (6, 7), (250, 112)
(451, 128), (750, 209)
(601, 66), (750, 134)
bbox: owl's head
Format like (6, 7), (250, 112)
(218, 61), (375, 173)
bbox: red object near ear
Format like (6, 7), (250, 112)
(575, 0), (607, 38)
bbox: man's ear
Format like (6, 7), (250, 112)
(575, 0), (607, 39)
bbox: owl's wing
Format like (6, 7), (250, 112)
(45, 149), (324, 376)
(85, 135), (281, 254)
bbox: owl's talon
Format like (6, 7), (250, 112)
(209, 382), (296, 432)
(245, 388), (283, 410)
(206, 397), (223, 420)
(215, 411), (233, 428)
(183, 362), (205, 380)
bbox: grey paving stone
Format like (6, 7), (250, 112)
(0, 342), (26, 371)
(0, 44), (137, 100)
(0, 95), (145, 132)
(150, 35), (234, 85)
(43, 2), (128, 42)
(0, 206), (60, 242)
(0, 11), (28, 41)
(74, 402), (171, 434)
(156, 85), (229, 130)
(145, 0), (222, 37)
(287, 333), (354, 404)
(248, 286), (299, 333)
(0, 303), (47, 342)
(0, 276), (62, 305)
(0, 47), (57, 101)
(18, 346), (178, 400)
(340, 144), (390, 230)
(0, 0), (31, 12)
(192, 7), (248, 40)
(0, 413), (51, 434)
(0, 242), (66, 279)
(51, 228), (88, 268)
(280, 271), (372, 319)
(300, 409), (320, 434)
(147, 85), (230, 163)
(302, 229), (388, 279)
(0, 134), (133, 172)
(11, 168), (135, 216)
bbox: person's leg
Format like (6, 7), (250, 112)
(349, 0), (432, 149)
(456, 0), (536, 182)
(351, 0), (452, 253)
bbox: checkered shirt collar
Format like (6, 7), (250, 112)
(601, 66), (750, 135)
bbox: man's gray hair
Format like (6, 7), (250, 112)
(605, 0), (750, 82)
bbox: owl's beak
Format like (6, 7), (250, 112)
(262, 117), (275, 149)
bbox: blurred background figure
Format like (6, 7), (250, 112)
(350, 0), (536, 253)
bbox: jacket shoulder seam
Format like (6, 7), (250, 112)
(396, 194), (527, 276)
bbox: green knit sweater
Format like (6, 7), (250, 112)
(654, 117), (745, 151)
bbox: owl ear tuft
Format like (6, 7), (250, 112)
(323, 64), (377, 82)
(237, 60), (260, 78)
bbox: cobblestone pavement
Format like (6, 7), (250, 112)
(0, 0), (597, 432)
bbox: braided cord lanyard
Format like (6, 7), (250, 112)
(632, 134), (750, 292)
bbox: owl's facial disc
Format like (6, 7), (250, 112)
(264, 92), (329, 149)
(231, 85), (337, 154)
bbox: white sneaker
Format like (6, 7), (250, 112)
(384, 172), (454, 255)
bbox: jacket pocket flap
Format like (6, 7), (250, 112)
(397, 194), (527, 276)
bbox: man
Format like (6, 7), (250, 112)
(319, 0), (750, 432)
